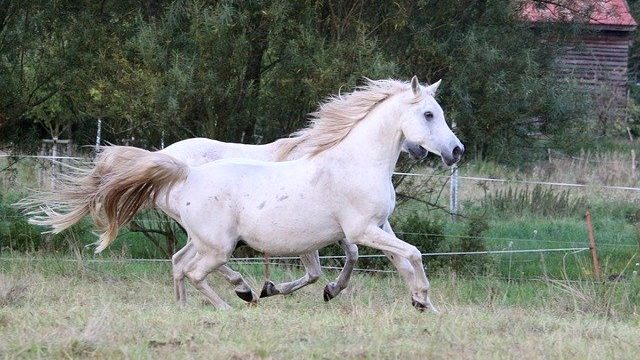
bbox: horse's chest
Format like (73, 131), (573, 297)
(347, 180), (395, 211)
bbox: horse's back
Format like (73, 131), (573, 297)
(160, 138), (278, 166)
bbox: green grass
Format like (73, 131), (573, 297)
(1, 256), (639, 359)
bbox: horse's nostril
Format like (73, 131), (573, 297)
(453, 146), (463, 159)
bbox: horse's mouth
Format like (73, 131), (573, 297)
(407, 145), (428, 160)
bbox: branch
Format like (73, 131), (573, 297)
(396, 191), (467, 219)
(128, 220), (171, 258)
(0, 0), (17, 53)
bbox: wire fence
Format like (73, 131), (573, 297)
(1, 151), (639, 280)
(3, 153), (640, 190)
(0, 247), (592, 276)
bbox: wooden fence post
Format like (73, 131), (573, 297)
(585, 208), (602, 280)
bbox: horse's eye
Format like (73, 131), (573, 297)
(424, 111), (434, 121)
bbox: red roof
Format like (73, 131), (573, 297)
(522, 0), (637, 28)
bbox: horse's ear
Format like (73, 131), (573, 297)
(411, 76), (420, 95)
(426, 79), (442, 95)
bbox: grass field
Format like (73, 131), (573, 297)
(2, 151), (640, 358)
(1, 257), (639, 359)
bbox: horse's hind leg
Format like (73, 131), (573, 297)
(323, 241), (358, 301)
(216, 265), (259, 305)
(184, 248), (231, 310)
(172, 240), (197, 306)
(260, 251), (322, 298)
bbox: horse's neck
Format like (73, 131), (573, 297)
(320, 100), (404, 177)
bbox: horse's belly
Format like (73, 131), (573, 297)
(239, 212), (343, 255)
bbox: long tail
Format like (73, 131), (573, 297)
(17, 146), (189, 253)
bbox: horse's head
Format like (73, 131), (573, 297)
(399, 76), (464, 166)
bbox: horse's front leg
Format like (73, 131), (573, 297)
(381, 221), (417, 290)
(323, 221), (416, 302)
(351, 224), (436, 312)
(260, 251), (322, 298)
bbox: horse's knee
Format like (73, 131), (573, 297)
(186, 267), (208, 284)
(407, 246), (422, 264)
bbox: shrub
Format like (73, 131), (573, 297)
(444, 215), (492, 275)
(0, 193), (43, 252)
(395, 212), (493, 276)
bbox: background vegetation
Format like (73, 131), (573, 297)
(1, 0), (639, 277)
(0, 0), (610, 160)
(1, 3), (639, 356)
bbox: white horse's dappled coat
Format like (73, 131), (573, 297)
(19, 126), (427, 305)
(174, 77), (463, 310)
(23, 77), (463, 311)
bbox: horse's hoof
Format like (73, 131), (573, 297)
(411, 298), (427, 312)
(259, 281), (279, 298)
(323, 284), (336, 302)
(235, 290), (257, 303)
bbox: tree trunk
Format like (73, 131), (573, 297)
(235, 5), (269, 143)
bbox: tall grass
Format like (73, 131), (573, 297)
(483, 184), (587, 217)
(539, 149), (639, 187)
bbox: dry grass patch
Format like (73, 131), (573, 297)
(0, 258), (639, 359)
(0, 274), (25, 307)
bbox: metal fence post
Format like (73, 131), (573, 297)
(450, 120), (459, 221)
(95, 118), (102, 153)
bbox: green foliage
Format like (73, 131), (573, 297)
(0, 0), (606, 162)
(393, 212), (492, 275)
(0, 193), (43, 252)
(441, 215), (492, 275)
(483, 184), (588, 218)
(395, 213), (445, 254)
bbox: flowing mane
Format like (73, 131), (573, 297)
(277, 79), (415, 160)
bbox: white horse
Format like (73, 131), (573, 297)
(29, 77), (463, 311)
(164, 138), (427, 304)
(21, 124), (427, 305)
(161, 137), (426, 303)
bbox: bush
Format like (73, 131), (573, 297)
(0, 193), (44, 252)
(394, 212), (492, 276)
(442, 215), (492, 276)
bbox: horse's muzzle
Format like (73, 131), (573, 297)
(442, 145), (464, 166)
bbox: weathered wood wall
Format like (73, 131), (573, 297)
(556, 30), (633, 111)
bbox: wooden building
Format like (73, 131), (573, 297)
(522, 0), (637, 117)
